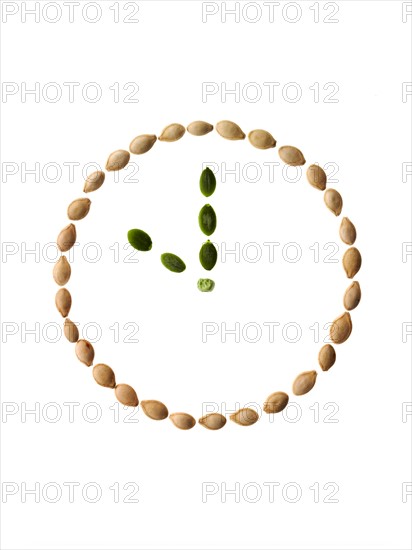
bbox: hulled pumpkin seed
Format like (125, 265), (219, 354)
(161, 253), (186, 273)
(129, 134), (157, 155)
(115, 384), (139, 407)
(324, 189), (343, 216)
(57, 223), (76, 252)
(93, 363), (116, 388)
(67, 198), (91, 221)
(199, 167), (216, 197)
(292, 371), (317, 396)
(330, 312), (352, 344)
(248, 129), (276, 150)
(64, 318), (79, 343)
(263, 391), (289, 414)
(344, 281), (361, 311)
(75, 339), (94, 366)
(53, 256), (71, 286)
(342, 247), (362, 278)
(141, 400), (169, 420)
(278, 146), (306, 166)
(216, 120), (245, 140)
(83, 170), (105, 193)
(106, 149), (130, 171)
(187, 121), (213, 136)
(230, 408), (259, 426)
(169, 412), (196, 430)
(197, 278), (215, 292)
(339, 217), (357, 245)
(199, 240), (217, 271)
(306, 164), (327, 190)
(198, 204), (217, 235)
(127, 229), (152, 251)
(158, 123), (185, 142)
(318, 344), (336, 371)
(55, 288), (71, 317)
(199, 413), (226, 430)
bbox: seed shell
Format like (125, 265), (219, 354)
(161, 253), (186, 273)
(57, 223), (76, 252)
(187, 121), (213, 136)
(263, 392), (289, 414)
(230, 408), (259, 426)
(330, 312), (352, 344)
(141, 400), (169, 420)
(199, 413), (226, 430)
(53, 256), (71, 286)
(75, 339), (94, 366)
(93, 364), (116, 388)
(278, 146), (306, 166)
(248, 129), (276, 150)
(318, 344), (336, 371)
(115, 384), (139, 407)
(306, 164), (327, 190)
(129, 134), (157, 155)
(83, 171), (105, 193)
(67, 198), (91, 221)
(343, 281), (361, 311)
(106, 149), (130, 171)
(339, 217), (357, 245)
(158, 123), (185, 142)
(216, 120), (245, 140)
(342, 247), (362, 278)
(292, 371), (317, 396)
(55, 288), (71, 317)
(169, 412), (196, 430)
(64, 318), (79, 343)
(199, 240), (218, 271)
(324, 189), (343, 216)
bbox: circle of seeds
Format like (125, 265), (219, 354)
(54, 120), (361, 431)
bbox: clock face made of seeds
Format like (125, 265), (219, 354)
(54, 120), (361, 431)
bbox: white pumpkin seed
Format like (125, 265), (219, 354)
(292, 371), (317, 396)
(115, 384), (139, 407)
(64, 318), (79, 343)
(248, 129), (276, 150)
(67, 198), (91, 221)
(330, 312), (352, 344)
(216, 120), (245, 140)
(53, 256), (71, 286)
(278, 146), (305, 166)
(141, 400), (169, 420)
(306, 164), (327, 190)
(263, 392), (289, 414)
(324, 189), (343, 216)
(230, 408), (259, 426)
(198, 413), (226, 430)
(129, 134), (157, 155)
(344, 281), (361, 310)
(169, 412), (196, 430)
(158, 123), (185, 142)
(187, 121), (213, 136)
(75, 339), (94, 366)
(339, 217), (357, 245)
(106, 149), (130, 171)
(55, 288), (71, 317)
(93, 363), (116, 388)
(83, 171), (105, 193)
(318, 344), (336, 371)
(57, 223), (76, 252)
(342, 247), (362, 278)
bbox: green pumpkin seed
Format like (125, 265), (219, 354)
(198, 204), (217, 236)
(199, 240), (217, 271)
(197, 278), (215, 292)
(161, 253), (186, 273)
(199, 167), (216, 197)
(127, 229), (152, 251)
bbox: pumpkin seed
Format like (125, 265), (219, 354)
(199, 167), (216, 197)
(199, 413), (226, 430)
(161, 253), (186, 273)
(198, 204), (217, 236)
(342, 247), (362, 278)
(55, 288), (71, 317)
(53, 256), (71, 286)
(187, 121), (213, 136)
(57, 223), (76, 252)
(324, 189), (343, 216)
(263, 391), (289, 414)
(278, 146), (305, 166)
(318, 344), (336, 371)
(306, 164), (327, 191)
(127, 229), (152, 251)
(93, 363), (116, 388)
(344, 281), (361, 311)
(129, 134), (157, 155)
(115, 384), (139, 407)
(330, 312), (352, 344)
(106, 149), (130, 171)
(339, 217), (357, 245)
(75, 339), (94, 366)
(216, 120), (245, 140)
(197, 278), (215, 292)
(141, 400), (169, 420)
(292, 371), (317, 396)
(230, 408), (259, 426)
(83, 170), (105, 193)
(158, 123), (185, 142)
(199, 240), (217, 271)
(248, 129), (276, 150)
(64, 318), (79, 343)
(67, 198), (91, 221)
(169, 412), (196, 430)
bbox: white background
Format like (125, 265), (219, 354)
(1, 1), (411, 549)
